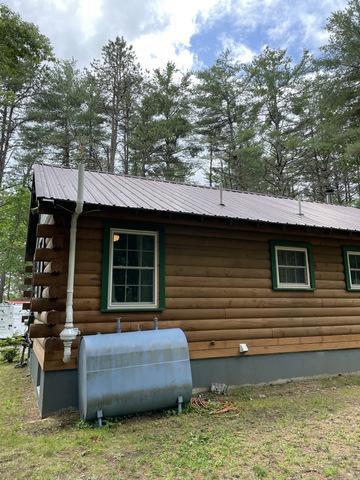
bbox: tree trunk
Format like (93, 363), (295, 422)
(0, 272), (6, 303)
(0, 104), (14, 187)
(108, 83), (119, 174)
(109, 113), (118, 173)
(209, 143), (213, 187)
(63, 123), (71, 167)
(7, 273), (11, 299)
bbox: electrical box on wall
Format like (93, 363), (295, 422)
(239, 343), (249, 353)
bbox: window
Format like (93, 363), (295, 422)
(101, 226), (165, 311)
(342, 247), (360, 291)
(270, 241), (315, 290)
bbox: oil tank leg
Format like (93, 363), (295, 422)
(97, 409), (103, 427)
(177, 396), (183, 414)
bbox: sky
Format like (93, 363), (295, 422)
(5, 0), (348, 71)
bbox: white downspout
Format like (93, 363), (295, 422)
(60, 163), (84, 363)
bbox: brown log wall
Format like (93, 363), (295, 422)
(29, 210), (360, 371)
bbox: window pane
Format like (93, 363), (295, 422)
(349, 254), (360, 269)
(142, 235), (155, 251)
(351, 270), (360, 285)
(279, 267), (295, 283)
(125, 285), (139, 302)
(126, 269), (140, 285)
(142, 251), (154, 267)
(295, 251), (306, 266)
(141, 269), (154, 286)
(113, 269), (125, 284)
(277, 250), (288, 266)
(277, 249), (306, 267)
(295, 268), (306, 284)
(286, 251), (296, 266)
(140, 286), (154, 302)
(113, 233), (127, 249)
(112, 286), (125, 303)
(128, 251), (141, 266)
(128, 234), (142, 250)
(278, 267), (307, 284)
(113, 250), (126, 266)
(278, 267), (287, 283)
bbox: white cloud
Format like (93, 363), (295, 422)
(231, 0), (282, 29)
(224, 0), (348, 57)
(47, 0), (73, 11)
(267, 19), (292, 41)
(131, 0), (229, 71)
(219, 35), (255, 63)
(299, 12), (330, 46)
(5, 0), (228, 70)
(76, 0), (103, 42)
(4, 0), (350, 71)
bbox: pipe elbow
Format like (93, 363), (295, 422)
(60, 326), (80, 363)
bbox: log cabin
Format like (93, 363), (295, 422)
(25, 164), (360, 417)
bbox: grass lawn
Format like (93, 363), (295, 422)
(0, 364), (360, 480)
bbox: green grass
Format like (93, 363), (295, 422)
(1, 365), (360, 479)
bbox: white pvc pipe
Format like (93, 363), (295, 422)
(298, 194), (303, 216)
(60, 164), (84, 362)
(219, 182), (225, 206)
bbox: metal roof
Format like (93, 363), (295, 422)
(33, 164), (360, 233)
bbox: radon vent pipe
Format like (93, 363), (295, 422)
(60, 163), (84, 363)
(219, 182), (225, 206)
(298, 194), (304, 216)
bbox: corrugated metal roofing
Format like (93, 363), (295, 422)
(33, 164), (360, 233)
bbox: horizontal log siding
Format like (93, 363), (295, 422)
(31, 213), (69, 370)
(30, 211), (360, 371)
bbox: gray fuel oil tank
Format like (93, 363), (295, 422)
(78, 328), (192, 420)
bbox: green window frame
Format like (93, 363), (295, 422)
(101, 223), (165, 312)
(342, 246), (360, 292)
(269, 240), (316, 291)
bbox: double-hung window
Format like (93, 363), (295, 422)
(342, 247), (360, 291)
(101, 226), (164, 311)
(270, 241), (315, 290)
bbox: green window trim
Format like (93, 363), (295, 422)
(269, 240), (316, 291)
(101, 222), (165, 312)
(342, 246), (360, 292)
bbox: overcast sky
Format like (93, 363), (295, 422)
(5, 0), (347, 70)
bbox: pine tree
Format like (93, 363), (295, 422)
(24, 60), (83, 167)
(246, 47), (312, 196)
(76, 71), (107, 170)
(131, 62), (194, 181)
(17, 61), (107, 171)
(130, 78), (159, 177)
(91, 37), (142, 173)
(320, 0), (360, 200)
(195, 51), (262, 190)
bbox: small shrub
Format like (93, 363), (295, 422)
(0, 336), (23, 348)
(2, 347), (19, 363)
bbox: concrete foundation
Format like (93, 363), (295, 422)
(191, 348), (360, 387)
(29, 348), (360, 417)
(29, 350), (78, 417)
